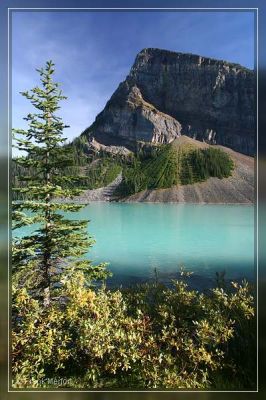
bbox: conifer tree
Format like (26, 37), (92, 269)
(12, 61), (107, 305)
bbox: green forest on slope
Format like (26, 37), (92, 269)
(117, 141), (234, 196)
(12, 136), (234, 200)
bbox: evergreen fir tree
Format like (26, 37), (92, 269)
(12, 60), (108, 306)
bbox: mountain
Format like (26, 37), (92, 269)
(81, 48), (255, 156)
(14, 49), (254, 204)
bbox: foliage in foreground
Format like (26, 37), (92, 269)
(12, 271), (256, 390)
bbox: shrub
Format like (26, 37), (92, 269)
(12, 271), (255, 390)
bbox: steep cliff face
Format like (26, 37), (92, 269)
(86, 82), (182, 152)
(83, 48), (255, 155)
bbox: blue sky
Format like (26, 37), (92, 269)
(11, 10), (255, 153)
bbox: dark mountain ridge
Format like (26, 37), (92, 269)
(82, 48), (255, 156)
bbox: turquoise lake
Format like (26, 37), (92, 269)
(17, 203), (255, 288)
(71, 203), (255, 287)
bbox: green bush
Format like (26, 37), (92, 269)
(12, 271), (255, 390)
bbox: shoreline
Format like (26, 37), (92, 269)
(65, 199), (254, 206)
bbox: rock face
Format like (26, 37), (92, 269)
(83, 48), (255, 155)
(85, 83), (182, 152)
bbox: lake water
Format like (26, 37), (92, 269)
(71, 203), (255, 287)
(17, 203), (255, 288)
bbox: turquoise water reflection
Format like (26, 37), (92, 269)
(17, 203), (255, 287)
(73, 203), (254, 286)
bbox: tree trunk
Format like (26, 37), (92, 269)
(43, 111), (51, 306)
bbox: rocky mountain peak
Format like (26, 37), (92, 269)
(130, 47), (250, 73)
(82, 48), (255, 155)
